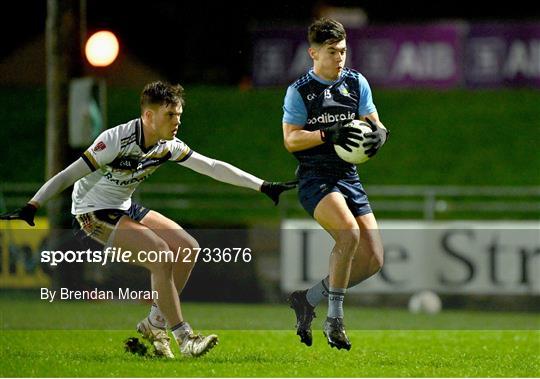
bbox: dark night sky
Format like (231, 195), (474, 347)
(3, 1), (540, 84)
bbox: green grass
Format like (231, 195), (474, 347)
(0, 295), (539, 377)
(1, 330), (538, 377)
(1, 297), (539, 331)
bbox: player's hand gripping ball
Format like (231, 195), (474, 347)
(334, 120), (373, 164)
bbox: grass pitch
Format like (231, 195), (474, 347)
(0, 296), (538, 377)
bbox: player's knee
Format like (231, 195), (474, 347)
(145, 237), (174, 272)
(333, 232), (358, 260)
(370, 247), (384, 275)
(337, 228), (360, 250)
(183, 235), (200, 251)
(153, 237), (171, 254)
(175, 235), (199, 267)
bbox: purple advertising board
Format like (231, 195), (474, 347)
(465, 23), (540, 87)
(252, 23), (540, 88)
(348, 24), (464, 88)
(252, 24), (464, 88)
(252, 28), (309, 87)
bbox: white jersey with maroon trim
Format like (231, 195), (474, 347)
(72, 118), (191, 214)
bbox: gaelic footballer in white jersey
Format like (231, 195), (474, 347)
(0, 81), (298, 360)
(74, 118), (192, 214)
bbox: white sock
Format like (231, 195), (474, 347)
(148, 303), (167, 329)
(328, 287), (346, 319)
(306, 276), (329, 307)
(171, 321), (192, 343)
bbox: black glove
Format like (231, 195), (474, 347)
(260, 180), (298, 205)
(362, 118), (389, 157)
(0, 203), (37, 226)
(320, 121), (363, 152)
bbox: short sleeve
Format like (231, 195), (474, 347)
(168, 138), (193, 162)
(282, 86), (308, 126)
(81, 129), (121, 171)
(358, 74), (377, 116)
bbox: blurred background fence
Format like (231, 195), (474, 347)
(2, 182), (540, 223)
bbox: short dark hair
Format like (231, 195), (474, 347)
(308, 18), (346, 46)
(140, 81), (185, 111)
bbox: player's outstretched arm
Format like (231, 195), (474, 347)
(0, 158), (92, 226)
(177, 151), (297, 205)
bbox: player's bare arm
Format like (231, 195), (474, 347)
(282, 122), (324, 152)
(284, 121), (364, 154)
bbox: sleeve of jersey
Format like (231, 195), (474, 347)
(81, 129), (121, 171)
(31, 158), (92, 206)
(177, 151), (263, 191)
(357, 74), (377, 116)
(282, 86), (308, 126)
(168, 138), (193, 163)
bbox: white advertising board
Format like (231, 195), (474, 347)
(281, 220), (540, 295)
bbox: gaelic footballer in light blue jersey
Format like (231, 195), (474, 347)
(283, 18), (390, 351)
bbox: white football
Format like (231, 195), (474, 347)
(334, 120), (372, 164)
(408, 290), (442, 315)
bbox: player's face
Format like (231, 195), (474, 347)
(310, 39), (347, 80)
(154, 103), (182, 140)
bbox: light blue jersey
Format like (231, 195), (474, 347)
(281, 67), (377, 177)
(283, 68), (377, 127)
